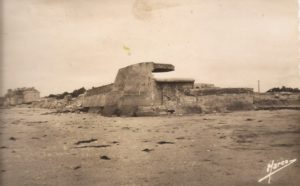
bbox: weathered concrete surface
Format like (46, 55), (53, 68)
(101, 62), (163, 116)
(152, 63), (174, 72)
(82, 84), (113, 108)
(155, 78), (195, 83)
(189, 88), (253, 96)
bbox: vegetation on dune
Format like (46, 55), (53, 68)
(267, 86), (300, 93)
(47, 87), (86, 99)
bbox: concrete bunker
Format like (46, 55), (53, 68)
(83, 62), (254, 116)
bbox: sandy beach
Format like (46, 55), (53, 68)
(0, 107), (299, 186)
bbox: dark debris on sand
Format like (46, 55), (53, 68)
(73, 165), (81, 170)
(75, 145), (110, 149)
(9, 137), (16, 141)
(74, 138), (97, 145)
(142, 148), (154, 152)
(100, 155), (111, 160)
(157, 141), (175, 145)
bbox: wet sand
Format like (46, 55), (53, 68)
(0, 107), (300, 186)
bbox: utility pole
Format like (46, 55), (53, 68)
(258, 80), (260, 93)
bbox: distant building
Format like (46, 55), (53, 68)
(0, 97), (5, 106)
(4, 87), (40, 106)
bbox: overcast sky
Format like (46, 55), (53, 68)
(1, 0), (299, 96)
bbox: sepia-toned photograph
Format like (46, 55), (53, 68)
(0, 0), (300, 185)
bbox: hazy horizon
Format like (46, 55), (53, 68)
(1, 0), (300, 96)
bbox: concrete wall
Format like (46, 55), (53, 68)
(153, 88), (253, 115)
(189, 88), (253, 96)
(156, 81), (194, 110)
(82, 84), (113, 108)
(85, 84), (113, 96)
(194, 93), (254, 113)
